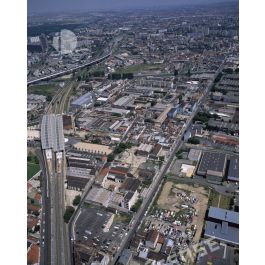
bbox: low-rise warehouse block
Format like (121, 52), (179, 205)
(197, 151), (227, 184)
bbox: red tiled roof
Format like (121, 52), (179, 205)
(109, 168), (127, 175)
(27, 244), (39, 264)
(27, 216), (38, 230)
(34, 193), (41, 202)
(98, 167), (109, 177)
(157, 234), (165, 244)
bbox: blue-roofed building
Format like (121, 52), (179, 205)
(208, 206), (239, 225)
(227, 155), (239, 182)
(167, 106), (180, 119)
(204, 207), (239, 246)
(70, 92), (94, 111)
(117, 249), (132, 265)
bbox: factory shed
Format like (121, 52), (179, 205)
(227, 155), (239, 182)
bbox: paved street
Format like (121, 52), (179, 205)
(110, 64), (224, 265)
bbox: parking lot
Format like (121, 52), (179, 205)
(75, 204), (130, 255)
(156, 181), (209, 242)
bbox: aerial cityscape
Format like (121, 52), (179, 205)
(27, 1), (239, 265)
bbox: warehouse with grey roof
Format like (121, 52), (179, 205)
(227, 155), (239, 182)
(204, 207), (239, 246)
(197, 151), (227, 184)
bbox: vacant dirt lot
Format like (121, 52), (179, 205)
(157, 181), (209, 242)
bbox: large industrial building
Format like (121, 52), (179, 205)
(40, 114), (64, 152)
(70, 92), (94, 111)
(66, 167), (94, 191)
(204, 207), (239, 246)
(197, 151), (227, 184)
(113, 96), (135, 109)
(73, 142), (112, 156)
(227, 155), (239, 182)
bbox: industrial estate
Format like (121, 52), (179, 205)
(27, 2), (239, 265)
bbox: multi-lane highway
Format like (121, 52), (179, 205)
(27, 52), (111, 86)
(28, 34), (124, 86)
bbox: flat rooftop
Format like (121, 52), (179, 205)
(86, 186), (113, 207)
(188, 149), (202, 161)
(197, 151), (227, 177)
(227, 155), (239, 181)
(67, 167), (92, 178)
(205, 221), (239, 246)
(208, 207), (239, 225)
(71, 92), (94, 107)
(96, 107), (130, 116)
(73, 142), (112, 155)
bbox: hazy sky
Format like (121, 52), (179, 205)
(28, 0), (237, 14)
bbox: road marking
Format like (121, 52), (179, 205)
(220, 243), (227, 259)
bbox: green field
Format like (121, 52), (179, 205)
(116, 63), (165, 74)
(208, 189), (232, 210)
(27, 163), (40, 180)
(27, 83), (58, 99)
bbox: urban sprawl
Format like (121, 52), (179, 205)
(27, 3), (239, 265)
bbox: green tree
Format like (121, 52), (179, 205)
(131, 199), (143, 212)
(187, 137), (200, 145)
(159, 156), (165, 162)
(63, 206), (75, 223)
(73, 195), (81, 206)
(107, 154), (115, 162)
(34, 156), (39, 164)
(91, 138), (101, 144)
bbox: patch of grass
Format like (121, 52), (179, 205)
(28, 83), (58, 99)
(27, 163), (40, 180)
(208, 189), (232, 209)
(219, 195), (233, 209)
(114, 212), (132, 224)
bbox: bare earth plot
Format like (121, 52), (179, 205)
(157, 181), (209, 242)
